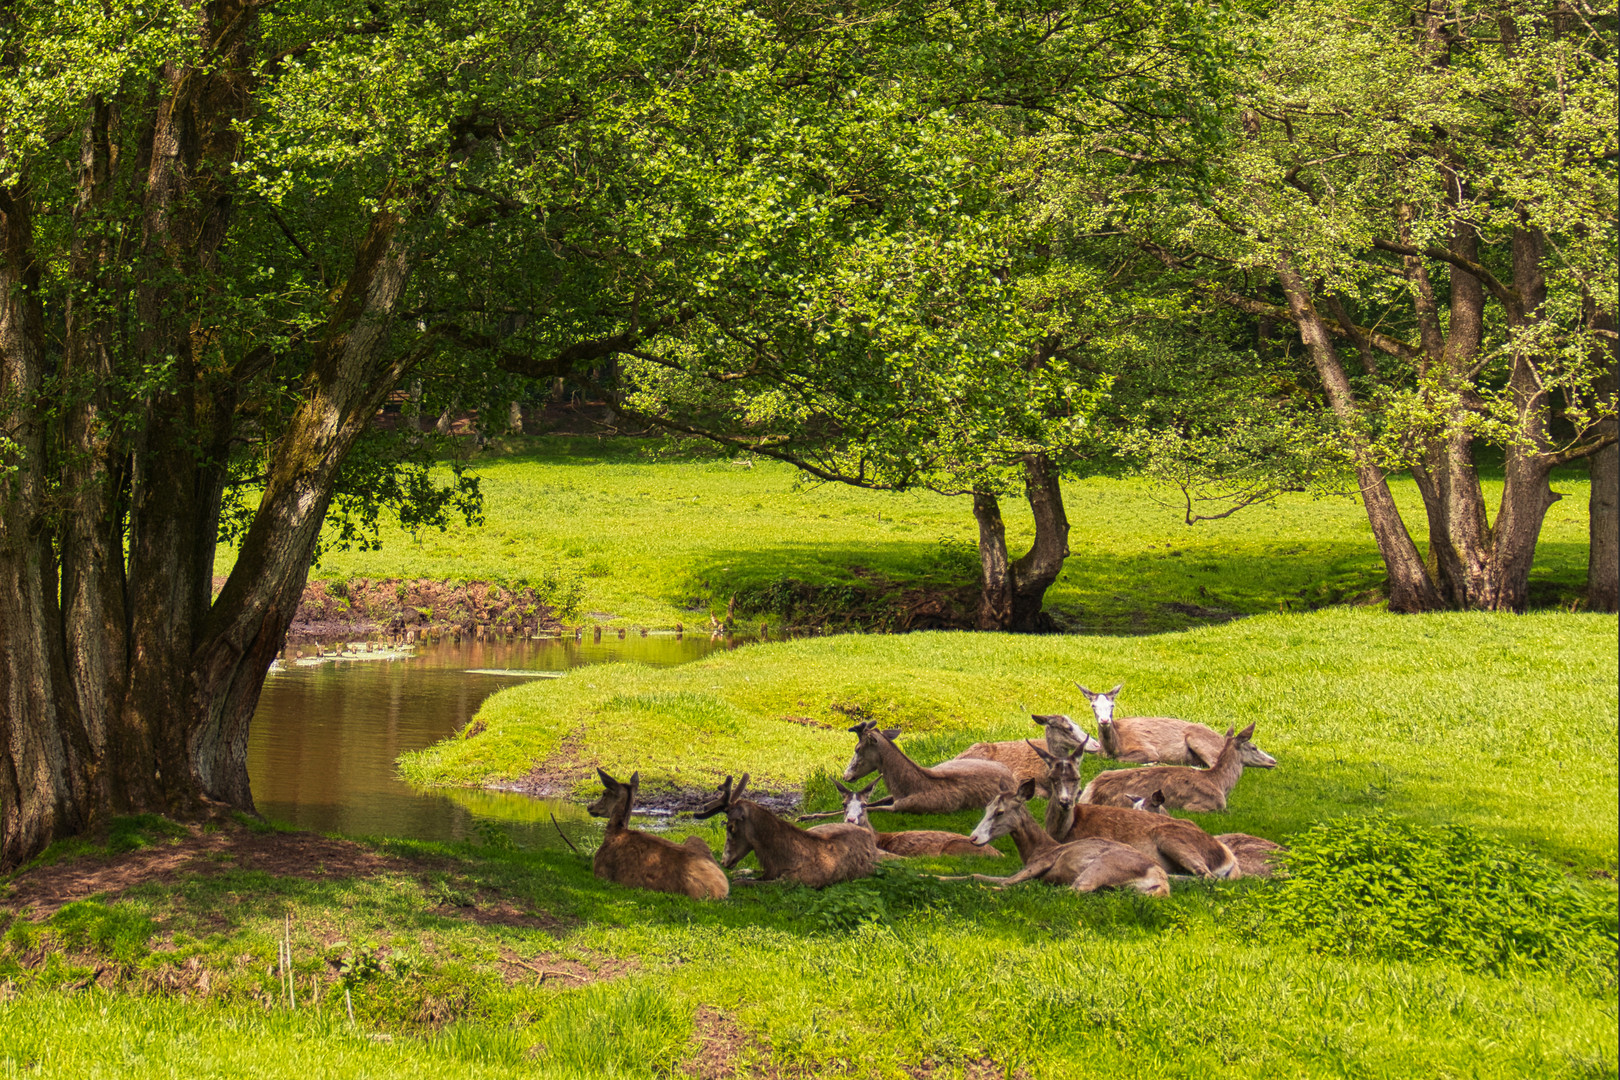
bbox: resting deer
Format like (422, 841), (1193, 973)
(1033, 742), (1241, 880)
(585, 770), (729, 900)
(950, 779), (1169, 896)
(1079, 684), (1277, 769)
(841, 721), (1015, 814)
(1079, 724), (1260, 812)
(1215, 834), (1286, 878)
(1126, 790), (1168, 815)
(951, 714), (1103, 793)
(693, 774), (878, 888)
(833, 781), (999, 858)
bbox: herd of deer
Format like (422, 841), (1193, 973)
(586, 684), (1284, 903)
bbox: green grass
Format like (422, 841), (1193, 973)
(271, 435), (1597, 632)
(403, 608), (1618, 870)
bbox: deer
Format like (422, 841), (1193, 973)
(1078, 724), (1261, 812)
(693, 774), (878, 888)
(1125, 790), (1168, 815)
(950, 714), (1103, 793)
(1078, 683), (1277, 769)
(1032, 742), (1242, 880)
(1215, 834), (1287, 878)
(944, 779), (1170, 896)
(585, 769), (729, 900)
(832, 781), (1000, 858)
(839, 721), (1016, 814)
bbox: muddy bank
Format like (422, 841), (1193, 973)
(283, 577), (563, 644)
(491, 754), (802, 818)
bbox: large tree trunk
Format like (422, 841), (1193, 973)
(1276, 255), (1444, 612)
(974, 453), (1071, 632)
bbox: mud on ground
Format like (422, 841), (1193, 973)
(277, 577), (563, 644)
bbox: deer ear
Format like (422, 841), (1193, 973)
(1026, 738), (1054, 764)
(628, 771), (640, 789)
(833, 780), (850, 796)
(1107, 683), (1123, 697)
(1239, 723), (1256, 740)
(1225, 726), (1236, 738)
(880, 727), (901, 742)
(1151, 789), (1166, 806)
(1075, 684), (1095, 698)
(596, 768), (617, 789)
(1016, 778), (1039, 801)
(859, 781), (878, 797)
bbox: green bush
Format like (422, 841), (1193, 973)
(1263, 815), (1618, 976)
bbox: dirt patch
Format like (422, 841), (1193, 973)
(1, 827), (413, 919)
(496, 948), (634, 987)
(684, 1007), (785, 1080)
(271, 577), (564, 645)
(1158, 601), (1243, 622)
(906, 1059), (1030, 1080)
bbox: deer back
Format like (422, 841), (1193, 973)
(1059, 803), (1238, 878)
(593, 829), (729, 900)
(1106, 717), (1223, 765)
(1080, 762), (1228, 813)
(1034, 838), (1171, 897)
(951, 740), (1050, 792)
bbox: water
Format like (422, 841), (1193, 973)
(248, 634), (725, 846)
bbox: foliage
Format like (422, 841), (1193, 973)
(48, 901), (155, 964)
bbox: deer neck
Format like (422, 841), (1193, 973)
(1096, 722), (1121, 756)
(1008, 804), (1056, 865)
(1044, 798), (1075, 840)
(740, 802), (804, 875)
(874, 736), (930, 797)
(1207, 740), (1244, 795)
(606, 789), (633, 834)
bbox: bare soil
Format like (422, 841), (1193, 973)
(268, 577), (563, 644)
(494, 748), (802, 817)
(684, 1007), (787, 1080)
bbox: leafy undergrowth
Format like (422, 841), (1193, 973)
(1, 816), (1615, 1079)
(1263, 815), (1619, 976)
(403, 608), (1619, 872)
(219, 435), (1596, 633)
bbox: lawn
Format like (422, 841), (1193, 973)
(282, 436), (1598, 632)
(8, 440), (1612, 1078)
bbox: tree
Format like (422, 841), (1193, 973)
(4, 0), (1154, 865)
(1145, 0), (1617, 611)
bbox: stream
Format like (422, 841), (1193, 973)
(248, 634), (726, 848)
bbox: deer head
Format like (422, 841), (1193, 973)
(1126, 789), (1169, 815)
(1029, 739), (1083, 809)
(842, 721), (902, 783)
(1075, 683), (1123, 727)
(833, 780), (879, 827)
(1232, 722), (1275, 767)
(585, 768), (639, 818)
(969, 778), (1040, 846)
(1032, 713), (1102, 755)
(692, 774), (755, 868)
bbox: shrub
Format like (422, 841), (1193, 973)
(1262, 814), (1618, 976)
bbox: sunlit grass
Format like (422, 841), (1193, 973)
(275, 436), (1596, 631)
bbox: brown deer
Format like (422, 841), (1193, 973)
(950, 714), (1103, 793)
(1215, 834), (1287, 878)
(841, 721), (1015, 814)
(1078, 684), (1277, 769)
(585, 770), (729, 900)
(1033, 743), (1242, 880)
(832, 781), (999, 858)
(693, 775), (878, 888)
(1078, 724), (1260, 812)
(953, 779), (1170, 896)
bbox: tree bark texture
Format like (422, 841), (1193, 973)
(974, 454), (1071, 632)
(0, 8), (425, 866)
(1588, 311), (1618, 612)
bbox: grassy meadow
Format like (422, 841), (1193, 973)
(288, 436), (1598, 632)
(6, 436), (1615, 1079)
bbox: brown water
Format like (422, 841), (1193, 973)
(248, 634), (725, 847)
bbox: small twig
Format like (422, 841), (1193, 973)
(345, 988), (355, 1027)
(550, 813), (580, 855)
(510, 957), (583, 982)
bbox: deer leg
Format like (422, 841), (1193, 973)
(1154, 836), (1215, 878)
(794, 810), (847, 822)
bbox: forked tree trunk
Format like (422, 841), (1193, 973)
(1276, 255), (1444, 612)
(974, 453), (1071, 632)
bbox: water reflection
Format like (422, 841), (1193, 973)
(249, 634), (724, 847)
